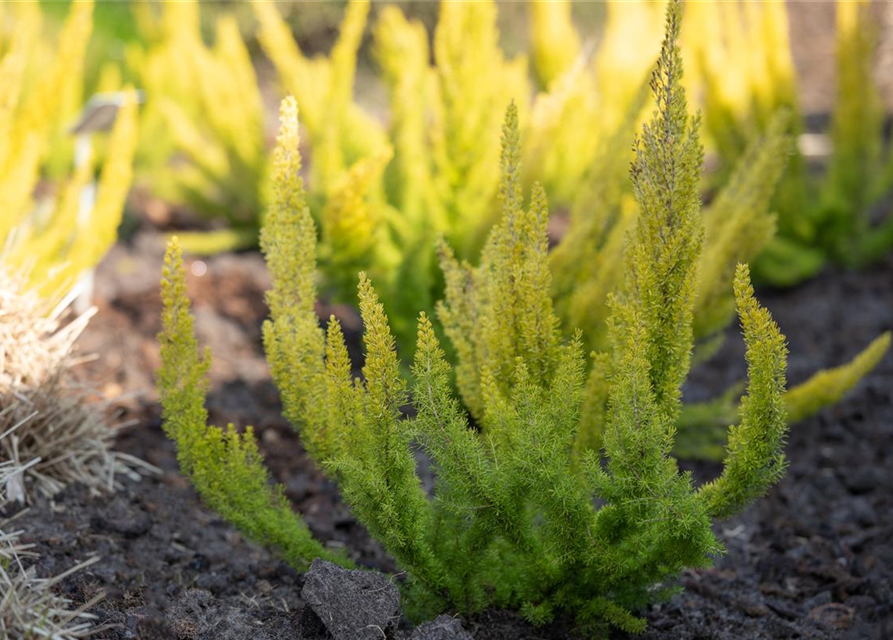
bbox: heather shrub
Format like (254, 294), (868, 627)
(158, 4), (799, 633)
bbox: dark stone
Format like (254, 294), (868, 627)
(90, 495), (151, 538)
(301, 559), (400, 640)
(195, 572), (229, 595)
(848, 497), (878, 528)
(841, 466), (884, 495)
(410, 615), (473, 640)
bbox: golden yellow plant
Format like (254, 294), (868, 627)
(529, 0), (581, 89)
(1, 1), (138, 300)
(0, 0), (93, 242)
(6, 90), (139, 298)
(129, 0), (266, 248)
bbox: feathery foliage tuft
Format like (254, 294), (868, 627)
(683, 0), (893, 283)
(544, 4), (886, 448)
(159, 234), (346, 571)
(438, 103), (561, 422)
(254, 0), (648, 357)
(694, 110), (792, 344)
(820, 0), (893, 265)
(697, 265), (788, 519)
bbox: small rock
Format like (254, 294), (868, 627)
(848, 497), (877, 527)
(804, 589), (832, 611)
(301, 559), (400, 640)
(809, 602), (855, 629)
(90, 497), (151, 538)
(411, 615), (473, 640)
(840, 467), (885, 495)
(195, 572), (228, 595)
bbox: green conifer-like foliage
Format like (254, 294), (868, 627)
(159, 4), (795, 633)
(158, 236), (348, 571)
(675, 330), (892, 461)
(438, 101), (561, 423)
(553, 103), (791, 356)
(546, 22), (889, 458)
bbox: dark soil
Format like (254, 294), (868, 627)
(12, 228), (893, 639)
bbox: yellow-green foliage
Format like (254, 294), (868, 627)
(255, 0), (533, 353)
(676, 1), (820, 286)
(259, 96), (333, 463)
(549, 110), (638, 354)
(595, 1), (667, 132)
(523, 43), (614, 209)
(160, 9), (792, 632)
(159, 237), (347, 571)
(784, 332), (890, 424)
(530, 0), (581, 89)
(428, 1), (530, 256)
(0, 1), (138, 300)
(373, 6), (437, 231)
(822, 0), (893, 265)
(694, 110), (792, 344)
(251, 0), (672, 357)
(544, 11), (884, 448)
(254, 0), (387, 197)
(522, 1), (798, 351)
(684, 0), (893, 282)
(7, 90), (139, 298)
(0, 0), (93, 242)
(525, 1), (660, 208)
(684, 1), (797, 162)
(0, 1), (92, 187)
(438, 103), (561, 423)
(675, 332), (891, 461)
(320, 146), (393, 296)
(129, 0), (266, 242)
(696, 265), (788, 519)
(552, 105), (790, 357)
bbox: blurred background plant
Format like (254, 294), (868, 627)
(250, 0), (691, 354)
(126, 0), (266, 254)
(534, 0), (893, 287)
(33, 0), (890, 297)
(0, 0), (138, 301)
(253, 0), (528, 351)
(683, 0), (893, 285)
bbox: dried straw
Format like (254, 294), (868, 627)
(0, 271), (147, 503)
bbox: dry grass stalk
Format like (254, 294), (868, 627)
(0, 513), (104, 639)
(0, 436), (104, 638)
(0, 271), (144, 503)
